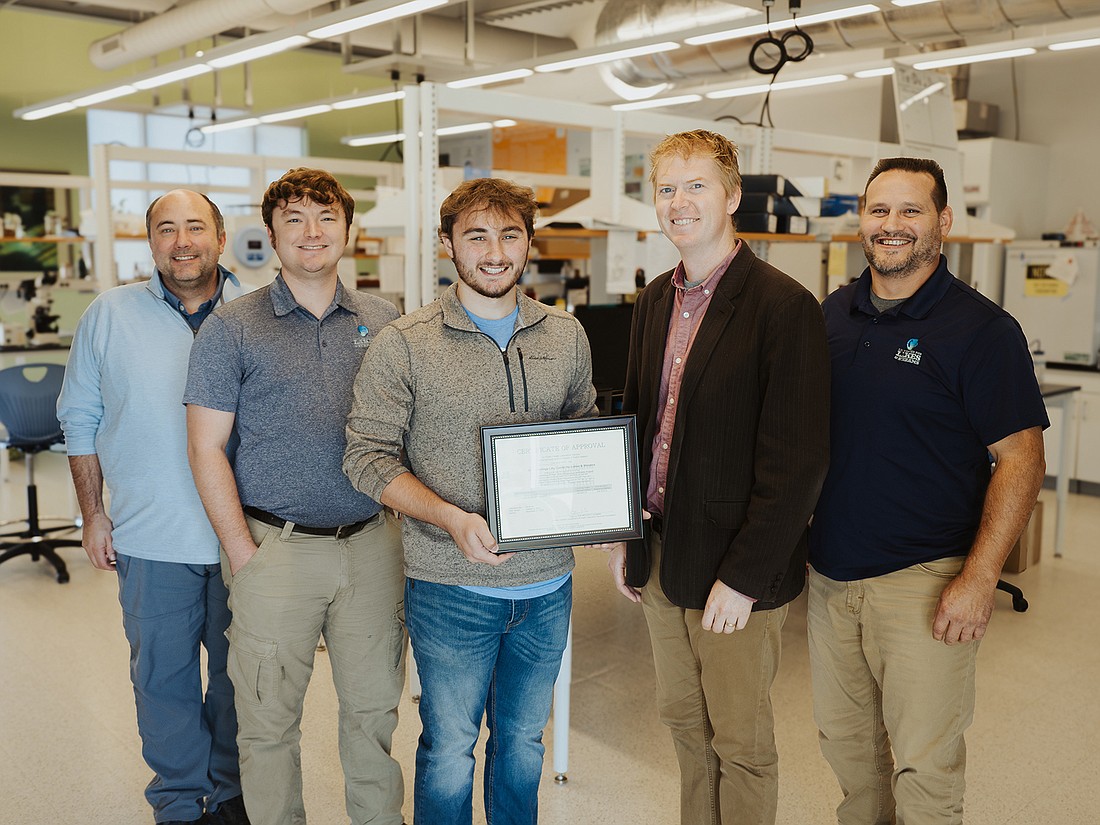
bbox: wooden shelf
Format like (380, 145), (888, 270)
(0, 235), (86, 244)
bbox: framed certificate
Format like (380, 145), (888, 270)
(480, 415), (643, 552)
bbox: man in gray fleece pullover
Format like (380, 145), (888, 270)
(344, 177), (596, 825)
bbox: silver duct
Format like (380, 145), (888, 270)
(89, 0), (576, 73)
(89, 0), (330, 70)
(597, 0), (1100, 91)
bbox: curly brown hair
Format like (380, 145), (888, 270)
(438, 178), (538, 243)
(261, 167), (355, 236)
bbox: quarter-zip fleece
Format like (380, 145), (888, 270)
(344, 284), (598, 587)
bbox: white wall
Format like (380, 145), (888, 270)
(966, 47), (1100, 237)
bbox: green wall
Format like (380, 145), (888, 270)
(0, 8), (404, 175)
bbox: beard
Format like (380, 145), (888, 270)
(861, 230), (942, 279)
(454, 255), (526, 298)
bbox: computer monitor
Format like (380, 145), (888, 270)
(573, 303), (634, 394)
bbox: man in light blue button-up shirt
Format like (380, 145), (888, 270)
(57, 189), (250, 825)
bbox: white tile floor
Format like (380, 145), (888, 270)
(2, 452), (1099, 824)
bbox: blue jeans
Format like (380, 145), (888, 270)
(116, 554), (240, 823)
(405, 577), (571, 825)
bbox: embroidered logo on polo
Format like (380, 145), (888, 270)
(353, 324), (372, 348)
(894, 337), (922, 365)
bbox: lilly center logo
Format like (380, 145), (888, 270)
(894, 337), (922, 365)
(353, 324), (372, 349)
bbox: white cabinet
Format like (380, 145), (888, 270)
(1073, 391), (1100, 484)
(1045, 369), (1100, 488)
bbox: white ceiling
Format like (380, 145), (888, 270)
(12, 0), (1100, 119)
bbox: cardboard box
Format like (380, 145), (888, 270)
(1004, 501), (1043, 574)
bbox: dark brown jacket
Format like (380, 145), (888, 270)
(623, 244), (830, 610)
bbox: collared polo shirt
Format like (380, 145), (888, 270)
(161, 269), (227, 331)
(184, 273), (399, 527)
(810, 256), (1048, 581)
(647, 244), (739, 514)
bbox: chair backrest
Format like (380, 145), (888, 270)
(0, 363), (67, 452)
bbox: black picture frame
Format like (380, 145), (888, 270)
(480, 415), (643, 552)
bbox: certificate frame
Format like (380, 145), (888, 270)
(481, 415), (643, 552)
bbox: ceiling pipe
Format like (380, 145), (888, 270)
(89, 0), (332, 70)
(88, 0), (574, 74)
(597, 0), (1100, 91)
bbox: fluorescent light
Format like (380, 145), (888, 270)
(447, 68), (534, 88)
(344, 133), (405, 147)
(913, 47), (1036, 70)
(308, 0), (447, 39)
(133, 64), (212, 90)
(437, 122), (497, 136)
(259, 104), (334, 123)
(535, 42), (680, 73)
(20, 101), (78, 121)
(612, 94), (702, 111)
(855, 66), (895, 78)
(892, 0), (940, 6)
(206, 35), (310, 69)
(331, 90), (405, 110)
(492, 120), (518, 127)
(1049, 37), (1100, 51)
(686, 4), (879, 46)
(771, 4), (880, 31)
(72, 85), (138, 106)
(705, 73), (848, 99)
(685, 23), (770, 46)
(201, 118), (262, 134)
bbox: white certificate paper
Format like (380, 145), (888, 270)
(481, 416), (643, 551)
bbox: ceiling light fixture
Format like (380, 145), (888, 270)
(1049, 37), (1100, 51)
(308, 0), (447, 39)
(686, 4), (879, 46)
(535, 42), (680, 73)
(892, 0), (941, 6)
(71, 86), (139, 107)
(447, 69), (534, 89)
(705, 73), (848, 99)
(200, 117), (263, 134)
(19, 101), (78, 121)
(343, 132), (404, 147)
(343, 119), (517, 147)
(259, 104), (334, 123)
(913, 46), (1036, 70)
(331, 90), (406, 110)
(854, 66), (895, 78)
(611, 94), (702, 111)
(206, 35), (311, 69)
(132, 64), (212, 90)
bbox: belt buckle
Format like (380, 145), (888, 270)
(335, 523), (354, 541)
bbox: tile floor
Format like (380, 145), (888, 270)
(1, 451), (1098, 824)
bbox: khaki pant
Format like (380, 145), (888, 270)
(807, 560), (978, 825)
(640, 531), (787, 825)
(224, 512), (407, 825)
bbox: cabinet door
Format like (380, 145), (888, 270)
(1043, 399), (1069, 479)
(1073, 392), (1100, 484)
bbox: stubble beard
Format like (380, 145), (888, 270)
(456, 256), (526, 299)
(862, 231), (941, 279)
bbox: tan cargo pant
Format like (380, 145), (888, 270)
(223, 512), (406, 825)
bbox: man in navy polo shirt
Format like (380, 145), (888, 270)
(808, 157), (1048, 825)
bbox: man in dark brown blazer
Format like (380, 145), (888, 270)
(605, 129), (830, 825)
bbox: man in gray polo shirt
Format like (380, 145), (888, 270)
(184, 168), (405, 825)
